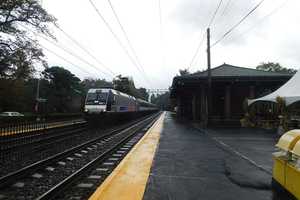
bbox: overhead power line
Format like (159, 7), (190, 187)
(88, 0), (151, 86)
(188, 0), (223, 69)
(25, 35), (94, 77)
(158, 0), (165, 67)
(218, 0), (232, 19)
(39, 34), (113, 78)
(211, 0), (266, 47)
(188, 32), (206, 69)
(21, 24), (113, 78)
(228, 0), (289, 43)
(208, 0), (224, 28)
(57, 26), (116, 76)
(106, 0), (146, 75)
(41, 44), (94, 77)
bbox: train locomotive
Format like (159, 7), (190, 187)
(84, 88), (157, 125)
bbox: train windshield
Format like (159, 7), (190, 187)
(86, 92), (108, 105)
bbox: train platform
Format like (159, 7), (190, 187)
(89, 112), (276, 200)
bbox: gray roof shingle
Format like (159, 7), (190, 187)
(186, 63), (292, 78)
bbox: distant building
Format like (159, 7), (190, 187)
(170, 64), (292, 126)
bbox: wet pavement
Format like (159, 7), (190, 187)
(204, 127), (278, 173)
(143, 112), (291, 200)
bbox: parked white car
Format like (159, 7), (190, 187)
(0, 112), (24, 117)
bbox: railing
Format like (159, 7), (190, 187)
(0, 119), (85, 137)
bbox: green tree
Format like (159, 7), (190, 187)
(0, 0), (56, 79)
(150, 92), (171, 110)
(112, 75), (150, 99)
(256, 62), (297, 74)
(113, 75), (136, 96)
(136, 87), (149, 100)
(43, 66), (82, 112)
(0, 78), (36, 112)
(150, 94), (156, 104)
(0, 0), (56, 112)
(81, 78), (113, 92)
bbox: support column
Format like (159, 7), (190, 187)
(192, 95), (197, 121)
(177, 97), (182, 117)
(224, 85), (231, 119)
(249, 86), (255, 99)
(200, 85), (208, 125)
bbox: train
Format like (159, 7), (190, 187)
(84, 88), (158, 125)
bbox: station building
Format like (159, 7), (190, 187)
(170, 63), (292, 126)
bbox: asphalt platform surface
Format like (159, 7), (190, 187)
(143, 112), (286, 200)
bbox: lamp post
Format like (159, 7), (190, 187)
(35, 72), (47, 121)
(35, 78), (40, 114)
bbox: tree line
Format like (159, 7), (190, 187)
(150, 92), (172, 111)
(0, 1), (158, 114)
(0, 65), (154, 113)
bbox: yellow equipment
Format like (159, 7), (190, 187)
(273, 130), (300, 199)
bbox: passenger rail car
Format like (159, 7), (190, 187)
(136, 98), (157, 111)
(84, 88), (157, 124)
(84, 88), (138, 114)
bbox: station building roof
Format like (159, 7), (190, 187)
(182, 63), (292, 79)
(171, 63), (293, 97)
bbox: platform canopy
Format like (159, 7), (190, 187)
(248, 70), (300, 106)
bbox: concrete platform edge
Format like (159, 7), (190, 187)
(88, 112), (165, 200)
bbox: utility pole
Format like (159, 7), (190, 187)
(36, 79), (40, 100)
(35, 78), (40, 114)
(206, 28), (212, 127)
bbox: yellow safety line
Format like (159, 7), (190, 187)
(89, 112), (165, 200)
(0, 121), (85, 136)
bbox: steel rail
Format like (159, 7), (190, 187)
(1, 124), (87, 153)
(36, 113), (160, 200)
(0, 113), (159, 189)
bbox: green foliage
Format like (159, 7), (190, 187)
(136, 87), (149, 100)
(256, 62), (297, 74)
(150, 94), (156, 103)
(1, 39), (44, 79)
(0, 66), (151, 113)
(0, 78), (36, 112)
(112, 75), (149, 100)
(0, 0), (56, 35)
(245, 96), (289, 130)
(43, 66), (81, 91)
(113, 75), (134, 95)
(81, 78), (113, 92)
(150, 92), (171, 110)
(42, 66), (82, 113)
(0, 0), (56, 79)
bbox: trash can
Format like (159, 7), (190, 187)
(272, 130), (300, 187)
(285, 139), (300, 199)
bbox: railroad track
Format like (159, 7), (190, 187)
(0, 112), (161, 200)
(0, 114), (160, 178)
(0, 123), (89, 177)
(0, 114), (158, 177)
(0, 121), (87, 152)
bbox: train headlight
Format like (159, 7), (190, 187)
(84, 108), (89, 112)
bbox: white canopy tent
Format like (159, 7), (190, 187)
(248, 70), (300, 106)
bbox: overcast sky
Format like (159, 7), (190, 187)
(38, 0), (299, 89)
